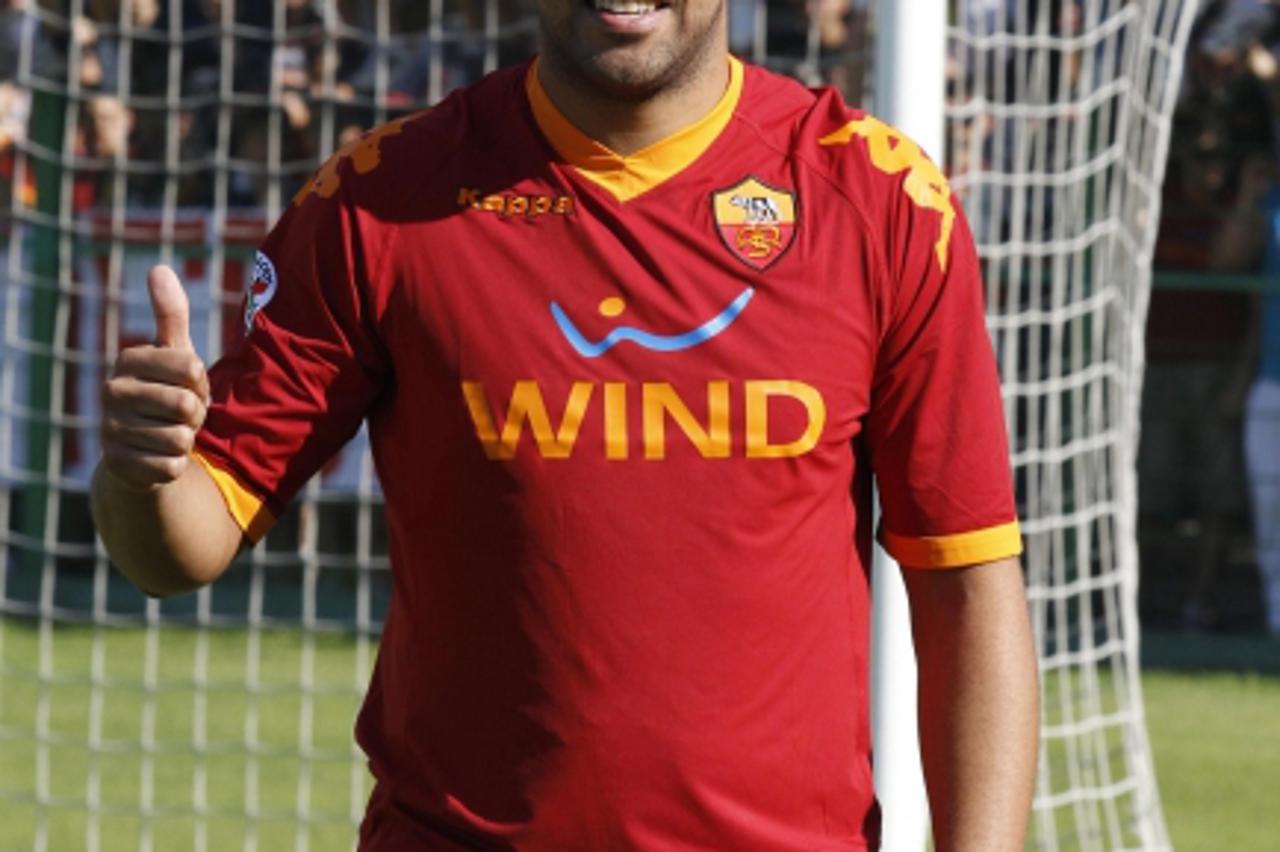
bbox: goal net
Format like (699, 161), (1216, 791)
(948, 2), (1195, 848)
(0, 1), (1196, 849)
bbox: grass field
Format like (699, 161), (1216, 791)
(2, 620), (1277, 851)
(1145, 671), (1280, 851)
(0, 621), (373, 852)
(1142, 632), (1280, 851)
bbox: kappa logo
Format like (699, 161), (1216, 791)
(457, 187), (575, 218)
(712, 177), (798, 270)
(292, 114), (416, 206)
(819, 115), (956, 271)
(244, 251), (278, 333)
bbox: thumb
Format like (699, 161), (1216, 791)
(148, 264), (192, 350)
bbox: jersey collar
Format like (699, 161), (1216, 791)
(526, 56), (744, 203)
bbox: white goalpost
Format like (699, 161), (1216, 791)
(0, 1), (1197, 850)
(869, 1), (942, 848)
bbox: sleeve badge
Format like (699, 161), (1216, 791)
(244, 250), (278, 333)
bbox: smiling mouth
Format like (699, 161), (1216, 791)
(587, 0), (670, 15)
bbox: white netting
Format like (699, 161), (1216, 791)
(947, 1), (1196, 847)
(0, 1), (1193, 850)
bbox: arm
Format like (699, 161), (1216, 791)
(91, 460), (244, 597)
(90, 265), (245, 597)
(902, 557), (1039, 852)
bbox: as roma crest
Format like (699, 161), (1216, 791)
(244, 250), (278, 334)
(712, 176), (797, 271)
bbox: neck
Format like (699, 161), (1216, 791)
(535, 53), (731, 155)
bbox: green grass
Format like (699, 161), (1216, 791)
(0, 620), (373, 852)
(3, 619), (1277, 851)
(1145, 671), (1280, 850)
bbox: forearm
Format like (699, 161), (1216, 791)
(91, 458), (245, 597)
(904, 558), (1039, 851)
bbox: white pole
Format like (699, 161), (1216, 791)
(870, 0), (946, 849)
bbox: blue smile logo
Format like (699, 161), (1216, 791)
(550, 288), (754, 358)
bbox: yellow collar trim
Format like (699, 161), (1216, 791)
(527, 56), (743, 202)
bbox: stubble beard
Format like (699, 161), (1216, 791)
(538, 6), (725, 105)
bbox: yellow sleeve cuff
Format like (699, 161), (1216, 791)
(878, 520), (1023, 569)
(191, 450), (276, 543)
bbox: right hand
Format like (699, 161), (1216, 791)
(100, 265), (211, 491)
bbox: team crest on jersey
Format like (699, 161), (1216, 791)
(244, 251), (278, 333)
(712, 177), (797, 271)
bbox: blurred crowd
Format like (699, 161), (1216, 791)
(0, 0), (868, 213)
(0, 0), (545, 210)
(946, 0), (1106, 247)
(1145, 0), (1280, 636)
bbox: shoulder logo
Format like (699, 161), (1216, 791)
(820, 115), (955, 272)
(711, 176), (798, 271)
(291, 113), (416, 206)
(245, 251), (278, 333)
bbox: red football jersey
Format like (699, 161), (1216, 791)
(195, 57), (1022, 850)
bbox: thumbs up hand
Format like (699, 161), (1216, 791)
(100, 265), (211, 491)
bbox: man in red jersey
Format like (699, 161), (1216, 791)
(91, 0), (1038, 848)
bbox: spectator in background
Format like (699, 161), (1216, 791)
(334, 0), (483, 107)
(731, 0), (865, 97)
(1247, 204), (1280, 637)
(1202, 35), (1280, 637)
(1, 0), (32, 209)
(85, 0), (165, 96)
(215, 0), (318, 206)
(952, 0), (1086, 245)
(1147, 1), (1276, 631)
(0, 79), (30, 212)
(0, 82), (27, 158)
(2, 0), (30, 80)
(1246, 36), (1280, 638)
(808, 0), (867, 99)
(275, 0), (324, 163)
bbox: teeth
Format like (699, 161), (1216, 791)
(593, 0), (659, 13)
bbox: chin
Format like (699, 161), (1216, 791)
(567, 35), (715, 103)
(582, 55), (676, 99)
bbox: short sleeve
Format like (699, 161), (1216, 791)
(194, 165), (392, 541)
(866, 168), (1022, 569)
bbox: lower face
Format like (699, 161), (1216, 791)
(537, 0), (727, 102)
